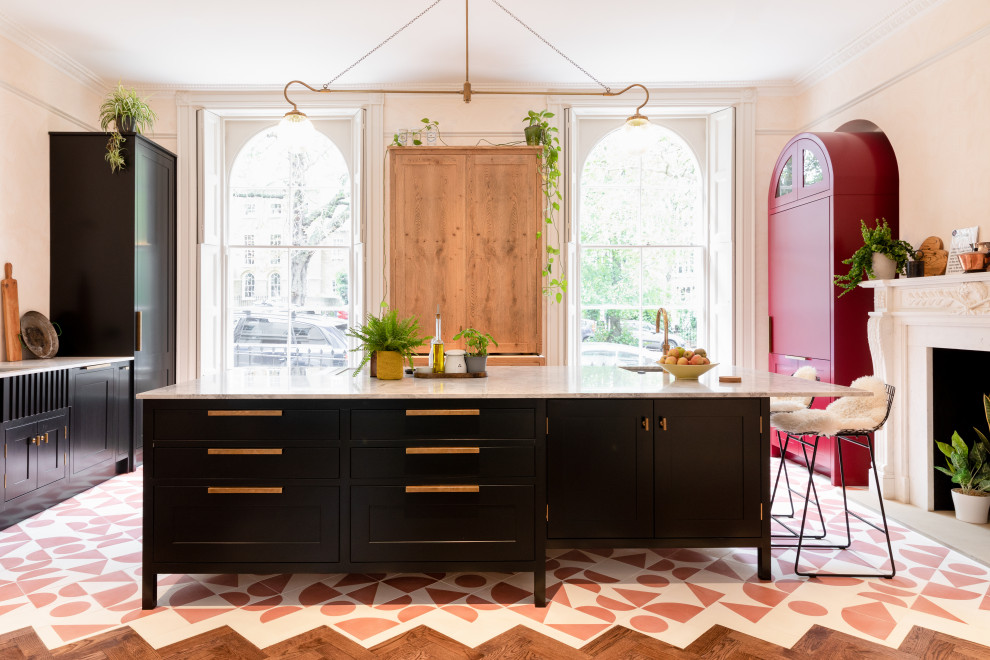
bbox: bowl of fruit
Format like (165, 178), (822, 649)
(656, 347), (717, 380)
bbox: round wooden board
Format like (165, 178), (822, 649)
(413, 371), (487, 378)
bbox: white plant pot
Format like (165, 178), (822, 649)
(951, 488), (990, 524)
(871, 253), (897, 280)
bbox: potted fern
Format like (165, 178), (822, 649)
(98, 83), (158, 172)
(833, 218), (914, 296)
(346, 309), (427, 379)
(935, 394), (990, 523)
(452, 327), (498, 373)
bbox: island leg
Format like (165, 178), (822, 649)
(142, 571), (158, 609)
(534, 568), (546, 607)
(757, 543), (772, 580)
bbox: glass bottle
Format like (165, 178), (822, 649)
(430, 305), (445, 373)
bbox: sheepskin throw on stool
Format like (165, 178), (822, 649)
(769, 365), (819, 412)
(770, 376), (888, 437)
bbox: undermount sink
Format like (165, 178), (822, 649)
(619, 365), (665, 372)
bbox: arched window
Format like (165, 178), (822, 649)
(242, 273), (255, 299)
(578, 125), (705, 364)
(227, 125), (352, 369)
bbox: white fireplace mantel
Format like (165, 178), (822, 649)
(861, 272), (990, 507)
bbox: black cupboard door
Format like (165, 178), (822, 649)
(547, 400), (653, 539)
(71, 368), (116, 474)
(655, 399), (762, 538)
(4, 420), (37, 501)
(36, 413), (68, 488)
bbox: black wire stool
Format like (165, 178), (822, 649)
(773, 384), (897, 579)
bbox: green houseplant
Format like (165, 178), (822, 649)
(452, 327), (498, 373)
(523, 109), (565, 302)
(392, 117), (442, 146)
(99, 83), (158, 172)
(833, 218), (914, 297)
(935, 393), (990, 523)
(346, 309), (428, 379)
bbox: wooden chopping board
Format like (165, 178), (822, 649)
(2, 263), (22, 361)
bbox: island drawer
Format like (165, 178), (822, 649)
(154, 446), (339, 479)
(350, 407), (535, 441)
(351, 446), (533, 479)
(151, 485), (339, 563)
(350, 485), (534, 562)
(153, 408), (339, 442)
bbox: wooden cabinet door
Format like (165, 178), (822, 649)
(768, 198), (832, 360)
(71, 368), (116, 474)
(37, 413), (68, 489)
(547, 400), (653, 539)
(655, 399), (762, 538)
(4, 420), (37, 501)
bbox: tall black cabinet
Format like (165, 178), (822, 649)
(49, 133), (176, 465)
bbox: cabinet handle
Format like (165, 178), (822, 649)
(31, 436), (39, 446)
(405, 485), (480, 493)
(208, 448), (283, 455)
(658, 417), (668, 431)
(82, 363), (112, 370)
(207, 487), (282, 494)
(135, 311), (143, 352)
(405, 447), (480, 455)
(781, 355), (810, 361)
(641, 417), (649, 431)
(207, 410), (283, 417)
(44, 432), (49, 444)
(406, 409), (480, 417)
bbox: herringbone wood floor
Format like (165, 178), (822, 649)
(2, 622), (989, 659)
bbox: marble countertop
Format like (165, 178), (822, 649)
(138, 365), (869, 400)
(0, 356), (132, 379)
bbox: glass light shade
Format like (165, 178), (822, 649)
(278, 110), (317, 152)
(620, 117), (656, 158)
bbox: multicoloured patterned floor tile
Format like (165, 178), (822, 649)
(1, 463), (989, 652)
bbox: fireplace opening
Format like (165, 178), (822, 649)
(932, 348), (990, 510)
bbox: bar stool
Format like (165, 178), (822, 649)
(770, 379), (896, 579)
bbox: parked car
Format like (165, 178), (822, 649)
(580, 342), (664, 367)
(621, 320), (684, 350)
(232, 314), (348, 367)
(581, 318), (596, 340)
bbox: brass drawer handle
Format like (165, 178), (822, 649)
(207, 487), (283, 494)
(82, 363), (113, 370)
(405, 485), (480, 493)
(405, 447), (480, 455)
(208, 448), (283, 455)
(405, 409), (480, 416)
(207, 410), (283, 417)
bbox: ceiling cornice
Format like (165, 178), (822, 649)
(793, 0), (946, 93)
(0, 9), (105, 94)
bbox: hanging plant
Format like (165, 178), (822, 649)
(525, 109), (565, 303)
(98, 83), (158, 172)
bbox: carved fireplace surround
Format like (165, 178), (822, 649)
(861, 272), (990, 508)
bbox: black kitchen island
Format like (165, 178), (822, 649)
(139, 365), (865, 609)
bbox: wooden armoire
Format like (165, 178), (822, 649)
(389, 146), (544, 363)
(768, 131), (898, 486)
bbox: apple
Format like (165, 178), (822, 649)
(683, 350), (694, 359)
(677, 357), (689, 365)
(667, 356), (678, 364)
(689, 354), (704, 365)
(700, 357), (710, 364)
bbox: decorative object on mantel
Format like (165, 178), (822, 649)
(1, 263), (22, 361)
(346, 309), (428, 378)
(917, 236), (948, 276)
(946, 226), (979, 275)
(905, 252), (926, 278)
(958, 250), (988, 273)
(833, 218), (915, 296)
(934, 394), (990, 523)
(524, 109), (565, 301)
(98, 83), (158, 173)
(453, 327), (498, 373)
(19, 311), (59, 359)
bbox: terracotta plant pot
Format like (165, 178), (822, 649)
(465, 355), (488, 373)
(375, 351), (404, 380)
(951, 488), (990, 524)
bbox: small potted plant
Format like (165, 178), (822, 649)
(935, 394), (990, 523)
(346, 309), (427, 379)
(99, 83), (158, 172)
(833, 218), (915, 296)
(452, 327), (498, 373)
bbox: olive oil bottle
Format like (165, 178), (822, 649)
(430, 305), (445, 373)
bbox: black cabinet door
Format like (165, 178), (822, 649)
(71, 368), (116, 475)
(547, 400), (653, 539)
(4, 420), (37, 501)
(37, 413), (68, 488)
(655, 399), (762, 538)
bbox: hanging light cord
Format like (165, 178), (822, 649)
(487, 0), (610, 93)
(328, 0), (447, 87)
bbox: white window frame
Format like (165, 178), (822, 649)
(242, 272), (255, 299)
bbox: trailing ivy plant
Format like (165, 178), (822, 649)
(98, 83), (158, 172)
(833, 218), (914, 297)
(392, 117), (443, 146)
(525, 109), (565, 303)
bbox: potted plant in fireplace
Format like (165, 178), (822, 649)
(346, 309), (427, 379)
(453, 327), (498, 373)
(935, 394), (990, 523)
(833, 218), (915, 296)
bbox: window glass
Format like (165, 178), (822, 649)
(579, 125), (704, 365)
(803, 149), (824, 186)
(775, 157), (793, 197)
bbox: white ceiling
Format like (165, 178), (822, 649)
(0, 0), (927, 89)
